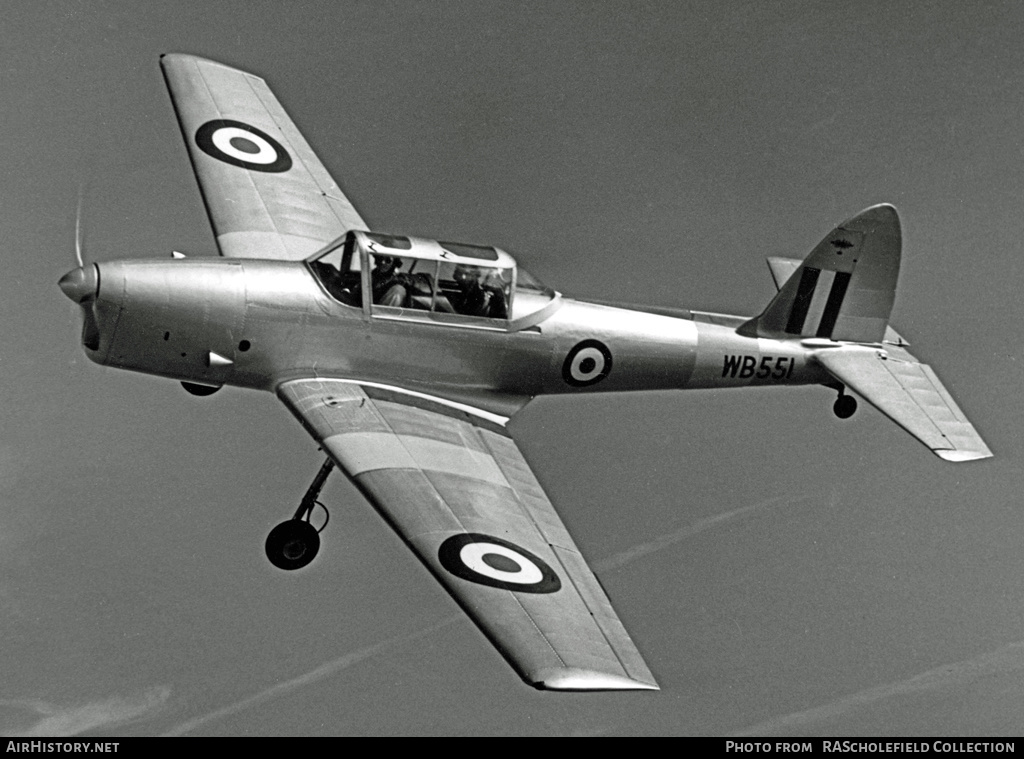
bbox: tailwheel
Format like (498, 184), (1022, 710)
(833, 392), (857, 419)
(266, 519), (320, 570)
(266, 457), (334, 571)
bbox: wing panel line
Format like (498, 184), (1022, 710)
(247, 74), (336, 232)
(210, 66), (286, 246)
(547, 545), (631, 678)
(246, 71), (364, 231)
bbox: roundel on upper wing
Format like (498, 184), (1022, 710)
(195, 119), (293, 173)
(562, 339), (613, 387)
(438, 533), (561, 594)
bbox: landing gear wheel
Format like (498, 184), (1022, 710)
(265, 519), (321, 570)
(265, 458), (334, 571)
(181, 381), (221, 397)
(833, 394), (857, 419)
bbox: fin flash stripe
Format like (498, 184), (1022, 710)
(786, 267), (852, 338)
(785, 267), (820, 334)
(816, 271), (852, 338)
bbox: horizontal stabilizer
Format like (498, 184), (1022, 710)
(814, 347), (992, 462)
(766, 256), (801, 290)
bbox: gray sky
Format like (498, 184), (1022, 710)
(2, 0), (1022, 736)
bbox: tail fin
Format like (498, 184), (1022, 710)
(739, 204), (900, 343)
(751, 205), (992, 461)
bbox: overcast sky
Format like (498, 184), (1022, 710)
(2, 0), (1023, 736)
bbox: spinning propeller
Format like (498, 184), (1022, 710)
(58, 192), (101, 350)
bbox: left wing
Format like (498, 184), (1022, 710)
(161, 54), (365, 260)
(277, 378), (659, 691)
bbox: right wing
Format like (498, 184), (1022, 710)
(161, 54), (366, 260)
(277, 378), (659, 691)
(814, 346), (993, 462)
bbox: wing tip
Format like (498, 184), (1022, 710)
(935, 448), (994, 462)
(159, 52), (262, 80)
(159, 51), (196, 66)
(531, 668), (660, 692)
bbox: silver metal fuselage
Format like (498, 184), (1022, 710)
(76, 257), (830, 407)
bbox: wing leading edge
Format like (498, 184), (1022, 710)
(161, 54), (366, 260)
(277, 378), (658, 691)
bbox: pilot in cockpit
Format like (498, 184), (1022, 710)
(452, 264), (508, 319)
(370, 255), (410, 307)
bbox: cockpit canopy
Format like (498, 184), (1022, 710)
(307, 230), (555, 328)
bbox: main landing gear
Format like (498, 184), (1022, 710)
(265, 458), (334, 570)
(833, 388), (858, 419)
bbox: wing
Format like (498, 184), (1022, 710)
(277, 378), (659, 691)
(160, 54), (366, 260)
(814, 346), (992, 462)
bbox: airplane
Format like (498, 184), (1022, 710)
(58, 54), (992, 692)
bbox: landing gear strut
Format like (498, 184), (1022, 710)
(833, 389), (857, 420)
(265, 458), (333, 570)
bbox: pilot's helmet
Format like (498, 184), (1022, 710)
(454, 264), (481, 282)
(374, 255), (400, 271)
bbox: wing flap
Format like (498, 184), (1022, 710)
(814, 347), (992, 462)
(278, 378), (658, 690)
(161, 54), (366, 260)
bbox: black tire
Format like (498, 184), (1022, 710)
(265, 519), (321, 570)
(833, 395), (857, 419)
